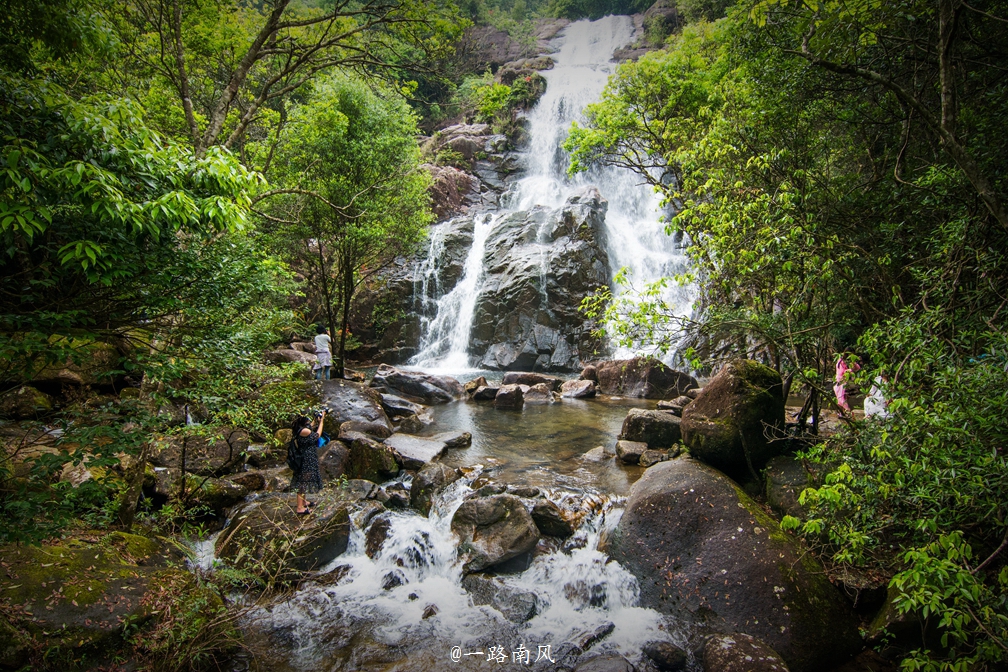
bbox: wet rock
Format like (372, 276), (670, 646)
(346, 436), (400, 482)
(318, 441), (350, 481)
(657, 395), (693, 416)
(342, 478), (380, 501)
(422, 603), (439, 619)
(523, 382), (556, 403)
(574, 652), (630, 672)
(681, 359), (785, 479)
(246, 442), (285, 469)
(425, 163), (475, 219)
(502, 372), (562, 390)
(643, 641), (688, 671)
(471, 189), (611, 373)
(575, 622), (616, 651)
(370, 364), (464, 404)
(320, 379), (393, 434)
(385, 433), (447, 469)
(215, 493), (352, 578)
(561, 379), (597, 398)
(686, 387), (701, 399)
(380, 392), (427, 418)
(607, 459), (862, 672)
(582, 445), (614, 462)
(531, 499), (577, 537)
(509, 485), (541, 498)
(228, 471), (267, 491)
(639, 449), (669, 468)
(464, 376), (488, 397)
(385, 482), (411, 508)
(340, 419), (392, 439)
(399, 412), (434, 433)
(434, 430), (472, 448)
(451, 494), (541, 573)
(615, 439), (647, 465)
(460, 574), (539, 623)
(473, 384), (500, 400)
(594, 358), (698, 399)
(365, 515), (392, 558)
(619, 409), (682, 448)
(410, 462), (460, 516)
(265, 348), (316, 365)
(149, 427), (249, 477)
(0, 385), (54, 418)
(382, 571), (404, 590)
(494, 384), (524, 410)
(703, 633), (789, 672)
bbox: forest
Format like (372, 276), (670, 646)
(1, 0), (1006, 670)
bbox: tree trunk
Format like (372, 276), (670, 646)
(335, 257), (354, 379)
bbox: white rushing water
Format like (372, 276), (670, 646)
(411, 15), (693, 370)
(244, 469), (687, 670)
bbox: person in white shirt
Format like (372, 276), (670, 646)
(314, 325), (332, 380)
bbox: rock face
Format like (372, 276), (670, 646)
(501, 372), (562, 390)
(594, 358), (698, 399)
(681, 360), (785, 479)
(424, 163), (475, 219)
(703, 633), (790, 672)
(216, 493), (352, 578)
(411, 462), (460, 516)
(607, 459), (861, 672)
(318, 442), (350, 481)
(764, 455), (814, 519)
(472, 189), (611, 372)
(370, 364), (464, 403)
(523, 382), (556, 403)
(619, 409), (682, 448)
(451, 494), (541, 572)
(265, 348), (316, 365)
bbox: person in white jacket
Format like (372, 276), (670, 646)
(313, 325), (332, 380)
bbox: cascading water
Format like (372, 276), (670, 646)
(241, 468), (689, 670)
(411, 15), (693, 370)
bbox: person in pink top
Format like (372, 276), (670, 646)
(834, 353), (861, 412)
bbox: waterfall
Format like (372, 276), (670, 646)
(411, 15), (693, 371)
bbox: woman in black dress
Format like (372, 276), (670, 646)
(290, 410), (325, 514)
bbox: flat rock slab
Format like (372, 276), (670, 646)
(385, 433), (448, 469)
(321, 380), (392, 434)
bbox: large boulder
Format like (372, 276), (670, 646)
(215, 492), (353, 578)
(594, 358), (698, 399)
(379, 392), (427, 418)
(619, 409), (682, 448)
(615, 439), (647, 465)
(370, 364), (464, 404)
(681, 360), (786, 479)
(410, 462), (460, 515)
(264, 348), (316, 365)
(607, 459), (862, 672)
(318, 441), (350, 481)
(346, 436), (400, 482)
(384, 433), (448, 470)
(764, 455), (815, 519)
(0, 532), (211, 665)
(703, 633), (790, 672)
(451, 494), (541, 572)
(320, 379), (393, 434)
(150, 469), (249, 514)
(501, 372), (562, 390)
(523, 382), (556, 403)
(494, 384), (524, 410)
(561, 379), (596, 398)
(472, 189), (612, 373)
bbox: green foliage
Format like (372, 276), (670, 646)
(259, 74), (432, 376)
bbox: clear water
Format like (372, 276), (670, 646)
(411, 16), (694, 370)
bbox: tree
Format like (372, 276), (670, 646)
(105, 0), (464, 158)
(259, 74), (432, 377)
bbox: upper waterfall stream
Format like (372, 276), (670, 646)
(411, 15), (693, 372)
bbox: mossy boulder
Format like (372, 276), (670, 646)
(346, 436), (400, 482)
(681, 360), (785, 479)
(214, 491), (353, 580)
(0, 531), (201, 666)
(150, 469), (249, 514)
(410, 462), (460, 516)
(607, 459), (861, 672)
(0, 385), (54, 419)
(319, 379), (392, 434)
(703, 633), (789, 672)
(619, 408), (682, 448)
